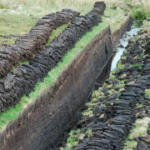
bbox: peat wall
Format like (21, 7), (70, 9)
(0, 15), (133, 150)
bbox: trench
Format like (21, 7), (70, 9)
(54, 20), (143, 149)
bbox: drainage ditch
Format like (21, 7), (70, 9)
(111, 20), (142, 73)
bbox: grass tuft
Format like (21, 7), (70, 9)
(128, 117), (150, 139)
(46, 23), (70, 46)
(123, 141), (138, 150)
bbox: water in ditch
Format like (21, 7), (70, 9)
(110, 20), (142, 73)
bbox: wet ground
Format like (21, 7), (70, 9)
(110, 21), (142, 73)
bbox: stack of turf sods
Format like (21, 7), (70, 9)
(0, 9), (80, 78)
(59, 33), (150, 150)
(0, 1), (106, 112)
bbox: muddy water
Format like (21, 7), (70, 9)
(110, 21), (142, 73)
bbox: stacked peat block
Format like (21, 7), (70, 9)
(72, 89), (140, 149)
(0, 2), (106, 112)
(0, 9), (80, 78)
(129, 44), (150, 150)
(30, 1), (106, 77)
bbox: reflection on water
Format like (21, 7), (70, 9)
(110, 20), (142, 73)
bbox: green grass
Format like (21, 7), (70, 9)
(129, 63), (143, 69)
(130, 5), (146, 20)
(132, 37), (137, 43)
(61, 128), (93, 150)
(137, 104), (145, 108)
(61, 129), (83, 150)
(0, 13), (37, 45)
(0, 37), (18, 49)
(85, 129), (92, 137)
(112, 67), (118, 74)
(117, 62), (125, 69)
(139, 53), (148, 58)
(20, 61), (29, 65)
(46, 23), (70, 46)
(123, 49), (127, 54)
(109, 74), (116, 80)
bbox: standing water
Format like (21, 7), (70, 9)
(110, 21), (142, 72)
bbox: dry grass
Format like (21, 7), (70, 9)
(0, 0), (149, 46)
(123, 141), (138, 150)
(0, 0), (150, 16)
(141, 20), (150, 33)
(123, 117), (150, 150)
(0, 0), (100, 16)
(128, 117), (150, 139)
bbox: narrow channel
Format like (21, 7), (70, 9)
(110, 20), (142, 73)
